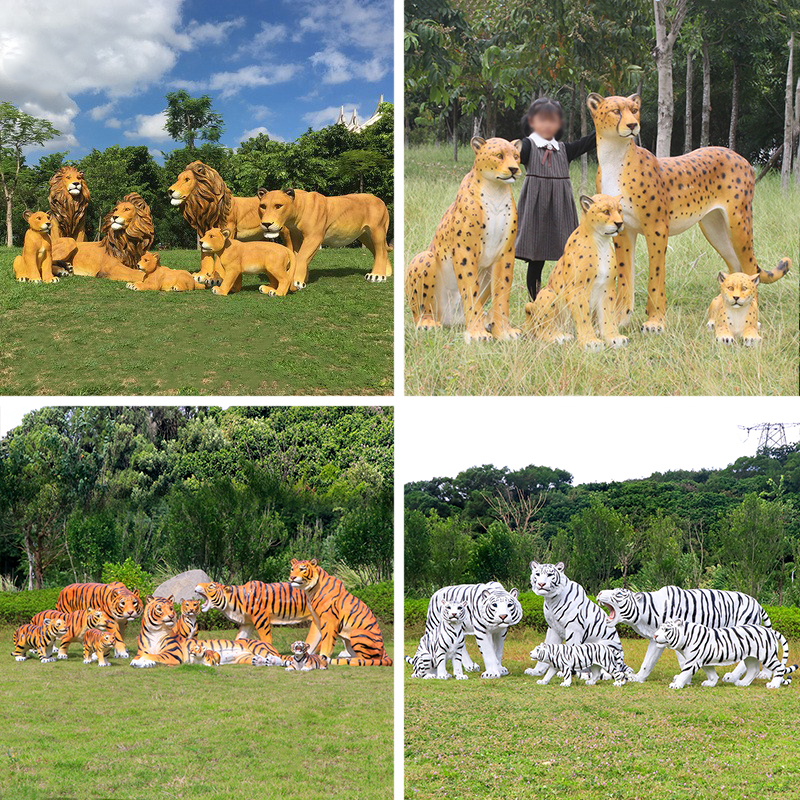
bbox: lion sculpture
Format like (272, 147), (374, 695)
(48, 166), (91, 242)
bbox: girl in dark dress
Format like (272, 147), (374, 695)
(514, 98), (597, 300)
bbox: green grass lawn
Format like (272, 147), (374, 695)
(404, 627), (800, 799)
(0, 624), (393, 800)
(404, 145), (799, 396)
(0, 247), (393, 396)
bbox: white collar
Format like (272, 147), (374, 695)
(529, 132), (560, 151)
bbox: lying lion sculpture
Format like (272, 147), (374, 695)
(168, 160), (291, 285)
(48, 166), (90, 242)
(126, 252), (207, 292)
(258, 188), (392, 287)
(52, 192), (153, 282)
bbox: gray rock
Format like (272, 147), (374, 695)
(154, 569), (211, 602)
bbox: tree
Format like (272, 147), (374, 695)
(652, 0), (689, 157)
(336, 150), (392, 193)
(781, 33), (795, 190)
(637, 513), (684, 589)
(165, 90), (224, 152)
(0, 102), (60, 246)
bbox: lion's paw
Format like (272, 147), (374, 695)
(293, 281), (307, 289)
(258, 286), (277, 296)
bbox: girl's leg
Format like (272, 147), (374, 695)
(526, 260), (545, 301)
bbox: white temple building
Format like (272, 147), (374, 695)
(336, 96), (385, 133)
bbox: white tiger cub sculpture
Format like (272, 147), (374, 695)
(424, 582), (522, 678)
(653, 618), (797, 689)
(526, 562), (628, 679)
(530, 643), (629, 687)
(596, 586), (773, 683)
(405, 601), (467, 679)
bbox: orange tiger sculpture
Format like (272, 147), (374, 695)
(83, 628), (116, 667)
(11, 618), (67, 662)
(130, 595), (283, 668)
(48, 166), (90, 241)
(187, 639), (221, 666)
(30, 607), (112, 659)
(57, 582), (143, 658)
(195, 580), (314, 646)
(175, 598), (203, 638)
(288, 559), (392, 666)
(284, 640), (328, 671)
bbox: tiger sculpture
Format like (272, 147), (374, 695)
(11, 618), (67, 662)
(194, 581), (314, 646)
(175, 599), (203, 639)
(30, 608), (112, 659)
(596, 586), (773, 683)
(653, 618), (797, 689)
(57, 582), (143, 658)
(424, 582), (522, 679)
(288, 560), (392, 666)
(526, 562), (628, 680)
(130, 595), (283, 668)
(284, 640), (329, 671)
(82, 629), (117, 667)
(406, 600), (467, 680)
(187, 639), (221, 666)
(529, 642), (629, 687)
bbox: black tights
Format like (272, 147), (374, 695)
(525, 260), (545, 301)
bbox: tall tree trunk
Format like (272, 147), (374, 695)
(24, 529), (35, 591)
(579, 79), (588, 194)
(684, 50), (693, 154)
(653, 0), (688, 158)
(794, 75), (800, 185)
(452, 103), (458, 164)
(567, 82), (577, 141)
(782, 33), (795, 191)
(729, 61), (740, 151)
(700, 40), (711, 147)
(5, 193), (12, 247)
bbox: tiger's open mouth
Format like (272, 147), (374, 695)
(195, 585), (212, 612)
(601, 603), (616, 623)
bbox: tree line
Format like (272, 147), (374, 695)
(0, 93), (394, 248)
(405, 443), (800, 605)
(405, 0), (800, 184)
(0, 406), (393, 590)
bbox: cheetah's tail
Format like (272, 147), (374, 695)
(757, 258), (790, 284)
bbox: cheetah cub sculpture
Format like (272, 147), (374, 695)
(406, 136), (522, 342)
(707, 271), (762, 346)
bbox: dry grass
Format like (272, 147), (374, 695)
(404, 627), (800, 799)
(404, 146), (799, 395)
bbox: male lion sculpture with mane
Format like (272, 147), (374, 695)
(168, 160), (290, 284)
(52, 192), (154, 282)
(48, 166), (91, 242)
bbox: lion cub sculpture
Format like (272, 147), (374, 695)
(405, 136), (523, 342)
(707, 271), (762, 346)
(126, 252), (207, 292)
(13, 211), (57, 284)
(199, 228), (297, 297)
(524, 194), (628, 351)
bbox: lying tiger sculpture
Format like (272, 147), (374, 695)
(284, 640), (328, 671)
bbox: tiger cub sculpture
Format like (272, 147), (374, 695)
(526, 562), (625, 679)
(11, 618), (67, 662)
(406, 601), (467, 680)
(405, 136), (523, 342)
(284, 640), (329, 671)
(83, 629), (116, 667)
(187, 640), (221, 666)
(707, 271), (762, 346)
(425, 582), (522, 678)
(523, 194), (628, 351)
(288, 560), (392, 666)
(13, 211), (57, 284)
(175, 599), (202, 639)
(654, 618), (797, 689)
(530, 643), (629, 687)
(31, 608), (112, 659)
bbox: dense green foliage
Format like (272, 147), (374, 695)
(0, 406), (393, 589)
(405, 444), (800, 605)
(2, 102), (393, 247)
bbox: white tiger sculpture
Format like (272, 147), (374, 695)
(405, 601), (467, 680)
(424, 582), (522, 678)
(525, 561), (628, 679)
(530, 642), (629, 687)
(653, 618), (797, 690)
(596, 586), (773, 683)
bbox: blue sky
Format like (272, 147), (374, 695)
(0, 0), (393, 163)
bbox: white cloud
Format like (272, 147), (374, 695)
(294, 0), (392, 56)
(239, 126), (285, 143)
(310, 47), (388, 85)
(303, 105), (357, 130)
(124, 110), (171, 142)
(172, 64), (299, 99)
(88, 102), (115, 121)
(182, 17), (245, 47)
(105, 117), (122, 129)
(235, 23), (288, 57)
(248, 104), (272, 122)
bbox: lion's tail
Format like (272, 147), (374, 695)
(757, 258), (791, 284)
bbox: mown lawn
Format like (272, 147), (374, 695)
(404, 627), (800, 799)
(0, 247), (393, 396)
(404, 145), (799, 396)
(0, 625), (393, 800)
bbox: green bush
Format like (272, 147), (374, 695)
(351, 581), (393, 626)
(101, 558), (155, 598)
(0, 588), (61, 625)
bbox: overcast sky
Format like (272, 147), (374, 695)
(397, 397), (800, 486)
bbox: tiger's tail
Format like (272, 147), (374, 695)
(404, 655), (413, 666)
(776, 631), (798, 684)
(757, 258), (790, 284)
(331, 655), (393, 666)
